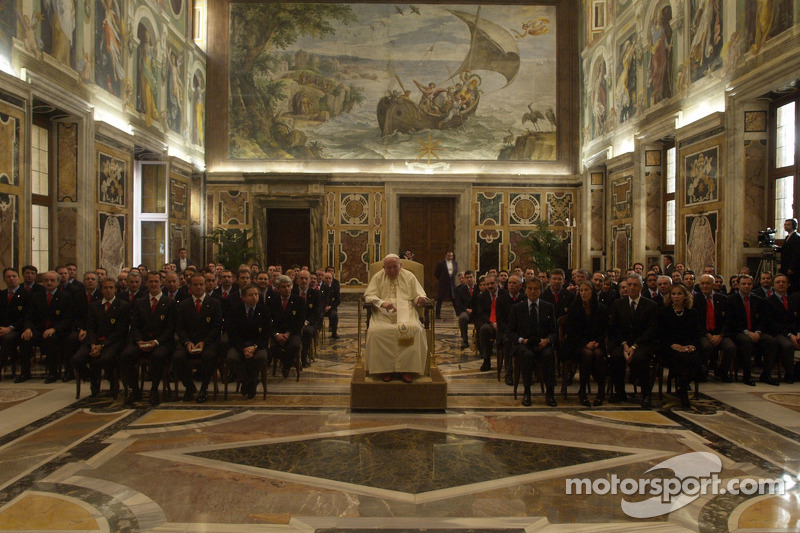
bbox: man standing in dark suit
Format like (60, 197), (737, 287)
(267, 275), (305, 378)
(321, 271), (340, 339)
(20, 265), (44, 294)
(119, 272), (177, 406)
(722, 274), (777, 386)
(19, 271), (73, 383)
(454, 270), (478, 349)
(0, 268), (29, 381)
(293, 270), (321, 368)
(781, 218), (800, 294)
(694, 274), (736, 380)
(540, 268), (575, 319)
(71, 278), (131, 396)
(173, 272), (224, 403)
(433, 251), (458, 319)
(476, 274), (506, 372)
(226, 284), (271, 398)
(608, 273), (659, 408)
(508, 278), (558, 407)
(172, 247), (196, 274)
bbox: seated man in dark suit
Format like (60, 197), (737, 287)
(320, 271), (340, 339)
(19, 271), (73, 383)
(21, 265), (45, 294)
(117, 270), (147, 304)
(763, 273), (795, 384)
(642, 272), (660, 301)
(162, 271), (189, 302)
(0, 268), (30, 381)
(722, 274), (777, 386)
(540, 268), (575, 318)
(454, 270), (478, 349)
(226, 284), (271, 398)
(694, 274), (736, 381)
(267, 275), (305, 377)
(119, 272), (177, 406)
(65, 271), (102, 382)
(507, 278), (558, 407)
(496, 274), (524, 385)
(293, 269), (321, 368)
(173, 272), (224, 403)
(476, 274), (507, 372)
(608, 273), (659, 408)
(752, 272), (774, 299)
(71, 278), (131, 396)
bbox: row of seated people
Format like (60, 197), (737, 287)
(452, 268), (799, 409)
(0, 266), (341, 405)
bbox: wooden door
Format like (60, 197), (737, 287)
(266, 209), (309, 268)
(399, 197), (456, 297)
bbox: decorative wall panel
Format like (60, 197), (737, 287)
(0, 104), (22, 186)
(339, 230), (369, 285)
(219, 191), (249, 226)
(57, 123), (78, 202)
(644, 171), (661, 251)
(685, 212), (718, 272)
(56, 207), (77, 265)
(0, 192), (18, 271)
(98, 212), (126, 279)
(744, 139), (767, 247)
(170, 178), (188, 219)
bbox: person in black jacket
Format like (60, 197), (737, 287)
(608, 273), (659, 408)
(19, 271), (73, 383)
(173, 272), (224, 403)
(267, 275), (305, 378)
(780, 218), (800, 294)
(72, 278), (131, 396)
(507, 278), (558, 407)
(320, 271), (341, 338)
(433, 251), (458, 319)
(119, 272), (177, 406)
(763, 274), (796, 384)
(225, 284), (271, 398)
(694, 274), (736, 381)
(659, 283), (701, 408)
(454, 270), (478, 349)
(293, 269), (321, 367)
(475, 275), (507, 372)
(540, 268), (576, 319)
(0, 268), (29, 381)
(64, 271), (102, 383)
(565, 281), (608, 407)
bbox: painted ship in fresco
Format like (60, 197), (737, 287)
(377, 8), (520, 137)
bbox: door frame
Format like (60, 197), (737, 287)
(253, 195), (324, 270)
(385, 182), (470, 270)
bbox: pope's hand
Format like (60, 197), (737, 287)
(381, 302), (396, 312)
(415, 297), (427, 306)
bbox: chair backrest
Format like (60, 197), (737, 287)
(368, 259), (425, 287)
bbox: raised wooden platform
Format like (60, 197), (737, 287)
(350, 363), (447, 411)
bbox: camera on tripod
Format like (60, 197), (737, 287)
(758, 228), (776, 248)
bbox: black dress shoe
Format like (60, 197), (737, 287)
(196, 389), (208, 403)
(759, 376), (780, 386)
(680, 392), (691, 409)
(460, 341), (469, 349)
(479, 360), (491, 372)
(149, 389), (160, 406)
(182, 389), (195, 402)
(246, 381), (257, 399)
(330, 333), (340, 339)
(545, 394), (557, 407)
(640, 395), (652, 409)
(504, 376), (514, 386)
(61, 373), (73, 382)
(302, 361), (310, 368)
(742, 378), (756, 386)
(281, 366), (290, 379)
(718, 374), (733, 383)
(592, 397), (604, 407)
(90, 382), (100, 397)
(44, 375), (58, 384)
(521, 392), (532, 406)
(578, 391), (590, 407)
(124, 389), (142, 407)
(13, 373), (30, 383)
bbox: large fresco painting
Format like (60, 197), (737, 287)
(228, 3), (558, 162)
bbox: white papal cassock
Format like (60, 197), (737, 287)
(364, 267), (428, 375)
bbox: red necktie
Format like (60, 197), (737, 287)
(47, 293), (53, 306)
(130, 294), (135, 302)
(553, 292), (558, 305)
(469, 286), (473, 298)
(169, 292), (174, 299)
(706, 297), (715, 331)
(490, 293), (497, 322)
(7, 292), (12, 304)
(105, 301), (110, 312)
(222, 291), (228, 299)
(301, 291), (306, 300)
(87, 293), (92, 305)
(195, 298), (202, 314)
(151, 297), (158, 312)
(25, 285), (30, 292)
(282, 298), (287, 311)
(783, 295), (788, 311)
(744, 296), (752, 330)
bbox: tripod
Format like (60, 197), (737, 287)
(755, 247), (776, 280)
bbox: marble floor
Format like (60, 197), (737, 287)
(1, 303), (799, 532)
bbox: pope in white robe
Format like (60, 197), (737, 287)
(364, 255), (429, 380)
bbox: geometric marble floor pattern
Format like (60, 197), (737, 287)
(0, 302), (799, 532)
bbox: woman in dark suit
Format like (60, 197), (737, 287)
(659, 282), (701, 408)
(565, 280), (608, 406)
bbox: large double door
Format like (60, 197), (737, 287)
(399, 197), (456, 297)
